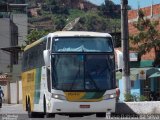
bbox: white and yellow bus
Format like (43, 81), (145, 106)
(22, 31), (116, 118)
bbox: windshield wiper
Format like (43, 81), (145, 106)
(70, 62), (81, 90)
(86, 72), (99, 90)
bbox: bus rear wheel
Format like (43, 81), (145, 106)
(28, 100), (33, 118)
(27, 98), (37, 118)
(26, 97), (28, 111)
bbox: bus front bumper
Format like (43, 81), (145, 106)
(47, 98), (116, 113)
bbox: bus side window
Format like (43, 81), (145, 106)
(28, 49), (34, 69)
(39, 41), (46, 66)
(47, 37), (51, 50)
(22, 52), (28, 71)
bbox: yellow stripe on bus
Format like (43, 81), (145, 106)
(64, 92), (103, 102)
(24, 38), (44, 51)
(22, 69), (36, 111)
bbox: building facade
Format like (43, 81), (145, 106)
(119, 4), (160, 101)
(0, 15), (18, 103)
(128, 4), (160, 61)
(0, 2), (28, 103)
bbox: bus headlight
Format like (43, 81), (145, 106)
(52, 94), (66, 100)
(103, 93), (116, 100)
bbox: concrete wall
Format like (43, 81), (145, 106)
(116, 102), (160, 114)
(1, 81), (22, 104)
(10, 81), (22, 104)
(0, 18), (11, 73)
(18, 81), (22, 103)
(119, 79), (141, 102)
(11, 14), (28, 82)
(12, 64), (21, 82)
(128, 4), (160, 20)
(10, 82), (17, 104)
(12, 14), (28, 46)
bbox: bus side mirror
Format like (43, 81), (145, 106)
(43, 50), (50, 67)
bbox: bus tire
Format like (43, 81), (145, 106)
(28, 98), (32, 118)
(28, 98), (36, 118)
(46, 113), (55, 118)
(96, 113), (106, 117)
(43, 96), (46, 115)
(44, 96), (55, 118)
(26, 96), (28, 111)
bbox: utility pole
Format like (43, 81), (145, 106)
(121, 0), (130, 95)
(151, 0), (153, 17)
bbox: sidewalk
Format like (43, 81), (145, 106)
(2, 103), (20, 106)
(0, 103), (26, 114)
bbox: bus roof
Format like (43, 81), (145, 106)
(24, 36), (47, 51)
(50, 31), (112, 37)
(24, 31), (112, 51)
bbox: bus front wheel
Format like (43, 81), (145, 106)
(44, 96), (55, 118)
(43, 96), (46, 115)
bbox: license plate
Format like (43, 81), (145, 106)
(80, 105), (90, 108)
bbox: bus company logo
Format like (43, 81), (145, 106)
(68, 92), (80, 96)
(27, 72), (34, 82)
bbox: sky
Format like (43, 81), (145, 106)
(88, 0), (160, 9)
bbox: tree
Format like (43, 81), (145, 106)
(26, 30), (49, 45)
(54, 16), (66, 30)
(45, 0), (69, 14)
(98, 0), (121, 18)
(130, 9), (160, 66)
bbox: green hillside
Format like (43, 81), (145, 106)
(26, 0), (121, 47)
(28, 0), (121, 32)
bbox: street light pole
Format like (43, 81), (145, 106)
(121, 0), (130, 95)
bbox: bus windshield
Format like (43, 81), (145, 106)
(51, 54), (114, 91)
(53, 37), (113, 52)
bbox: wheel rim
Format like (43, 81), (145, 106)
(28, 101), (32, 117)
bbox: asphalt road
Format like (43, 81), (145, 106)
(0, 104), (160, 120)
(0, 104), (110, 120)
